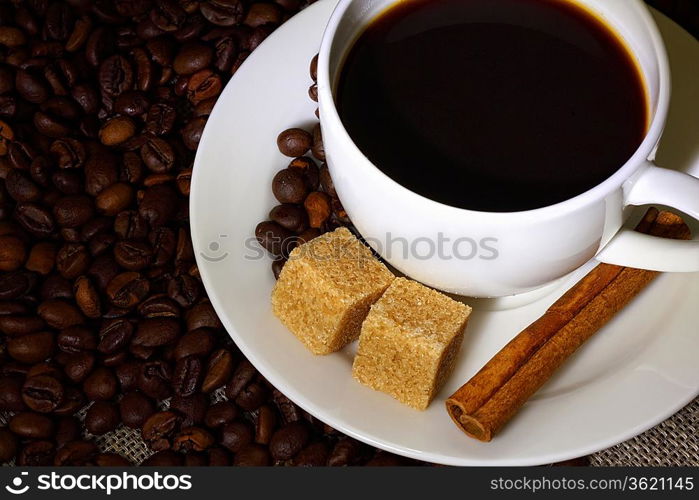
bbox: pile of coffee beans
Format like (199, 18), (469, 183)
(255, 55), (354, 278)
(0, 0), (415, 466)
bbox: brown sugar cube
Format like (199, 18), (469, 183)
(352, 278), (471, 410)
(271, 227), (394, 355)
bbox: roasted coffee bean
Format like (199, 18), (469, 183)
(84, 145), (118, 197)
(106, 271), (150, 308)
(5, 170), (41, 204)
(53, 196), (94, 229)
(225, 359), (257, 400)
(7, 331), (55, 364)
(113, 91), (148, 118)
(99, 116), (136, 146)
(10, 412), (55, 439)
(131, 47), (154, 91)
(52, 170), (83, 195)
(277, 128), (312, 157)
(15, 202), (55, 237)
(138, 360), (172, 399)
(146, 37), (175, 66)
(114, 210), (149, 240)
(16, 69), (50, 104)
(311, 123), (325, 161)
(53, 386), (85, 416)
(272, 389), (302, 424)
(270, 204), (308, 233)
(213, 36), (237, 72)
(293, 442), (329, 466)
(50, 138), (85, 171)
(0, 376), (26, 411)
(74, 276), (101, 318)
(7, 141), (37, 171)
(173, 42), (213, 75)
(119, 391), (155, 429)
(271, 257), (286, 279)
(304, 191), (331, 229)
(114, 240), (153, 271)
(308, 83), (318, 102)
(327, 438), (365, 466)
(94, 183), (134, 216)
(139, 184), (178, 227)
(0, 270), (37, 300)
(200, 0), (245, 26)
(138, 295), (180, 319)
(54, 440), (98, 466)
(167, 274), (200, 307)
(24, 242), (55, 275)
(255, 405), (277, 445)
(18, 440), (55, 466)
(172, 426), (214, 452)
(185, 302), (222, 330)
(236, 382), (268, 411)
(255, 221), (295, 257)
(0, 121), (15, 157)
(204, 401), (238, 429)
(172, 355), (203, 396)
(319, 163), (337, 197)
(245, 3), (282, 27)
(221, 420), (253, 453)
(71, 83), (100, 114)
(272, 168), (308, 204)
(173, 328), (216, 360)
(201, 348), (233, 393)
(85, 401), (120, 435)
(99, 55), (133, 97)
(0, 428), (19, 463)
(98, 319), (133, 354)
(57, 326), (97, 353)
(142, 411), (180, 451)
(0, 235), (26, 271)
(170, 393), (207, 427)
(181, 117), (206, 151)
(63, 352), (95, 383)
(151, 1), (186, 32)
(56, 243), (90, 279)
(289, 156), (320, 190)
(22, 375), (64, 413)
(34, 110), (72, 138)
(83, 366), (118, 401)
(133, 318), (180, 347)
(143, 103), (176, 137)
(232, 443), (270, 466)
(187, 69), (222, 103)
(141, 450), (183, 466)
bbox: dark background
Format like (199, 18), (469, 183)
(646, 0), (699, 38)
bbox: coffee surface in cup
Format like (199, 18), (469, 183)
(336, 0), (648, 212)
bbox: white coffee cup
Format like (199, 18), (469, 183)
(317, 0), (699, 298)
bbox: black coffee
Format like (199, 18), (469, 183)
(337, 0), (648, 212)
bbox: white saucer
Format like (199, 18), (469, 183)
(191, 0), (699, 465)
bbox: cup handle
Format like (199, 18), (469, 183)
(596, 162), (699, 272)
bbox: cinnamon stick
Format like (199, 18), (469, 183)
(446, 209), (691, 441)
